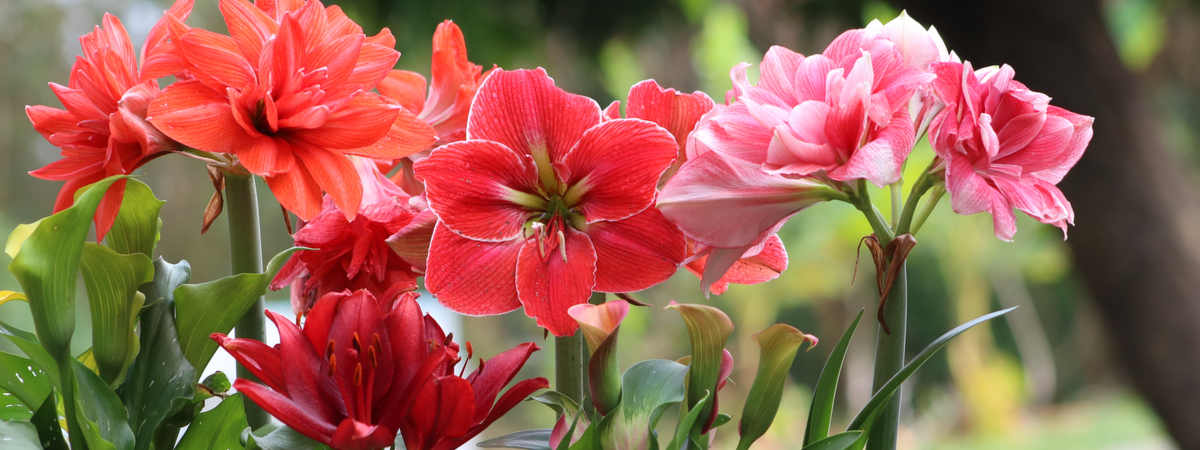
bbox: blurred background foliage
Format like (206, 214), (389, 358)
(0, 0), (1195, 448)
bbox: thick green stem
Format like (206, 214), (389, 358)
(866, 266), (906, 450)
(224, 171), (270, 429)
(555, 332), (585, 405)
(854, 180), (895, 243)
(57, 357), (84, 450)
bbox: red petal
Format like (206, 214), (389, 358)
(385, 293), (426, 391)
(26, 105), (80, 141)
(238, 136), (296, 176)
(515, 227), (597, 337)
(401, 376), (475, 450)
(292, 93), (399, 150)
(424, 224), (523, 316)
(265, 161), (324, 220)
(326, 291), (394, 408)
(378, 70), (427, 113)
(587, 207), (685, 293)
(94, 178), (126, 243)
(178, 28), (256, 89)
(425, 21), (479, 119)
(30, 156), (104, 181)
(330, 420), (395, 450)
(347, 43), (401, 90)
(235, 380), (338, 444)
(415, 140), (540, 242)
(293, 142), (363, 221)
(464, 342), (540, 421)
(266, 310), (345, 423)
(452, 376), (549, 449)
(386, 209), (437, 272)
(625, 79), (715, 150)
(557, 119), (676, 223)
(147, 80), (247, 154)
(212, 333), (287, 394)
(343, 103), (437, 160)
(219, 0), (278, 65)
(467, 68), (600, 163)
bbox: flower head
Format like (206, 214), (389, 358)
(415, 68), (686, 337)
(213, 290), (546, 450)
(929, 61), (1093, 241)
(147, 0), (436, 220)
(26, 0), (192, 241)
(271, 157), (426, 315)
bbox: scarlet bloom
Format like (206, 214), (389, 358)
(26, 0), (192, 240)
(928, 61), (1093, 241)
(147, 0), (436, 221)
(271, 158), (426, 315)
(213, 290), (546, 450)
(415, 68), (686, 337)
(607, 80), (788, 295)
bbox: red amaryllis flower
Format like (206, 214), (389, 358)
(213, 290), (546, 450)
(271, 157), (426, 315)
(26, 0), (192, 241)
(606, 80), (788, 295)
(929, 61), (1093, 241)
(147, 0), (436, 220)
(415, 68), (686, 337)
(378, 20), (488, 149)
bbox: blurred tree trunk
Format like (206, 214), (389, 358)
(892, 0), (1200, 447)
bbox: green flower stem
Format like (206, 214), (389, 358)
(854, 180), (896, 244)
(223, 170), (270, 429)
(909, 185), (945, 236)
(555, 333), (585, 405)
(56, 356), (84, 450)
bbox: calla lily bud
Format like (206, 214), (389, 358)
(736, 324), (818, 450)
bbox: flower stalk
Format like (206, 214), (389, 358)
(223, 169), (270, 429)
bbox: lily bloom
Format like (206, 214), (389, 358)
(607, 80), (788, 295)
(26, 0), (192, 241)
(928, 61), (1093, 241)
(271, 157), (425, 316)
(147, 0), (436, 221)
(415, 68), (686, 337)
(213, 290), (546, 450)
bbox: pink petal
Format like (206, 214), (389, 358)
(425, 224), (523, 316)
(828, 107), (914, 186)
(687, 102), (773, 164)
(758, 46), (805, 105)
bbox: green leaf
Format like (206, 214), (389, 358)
(478, 429), (554, 450)
(0, 352), (52, 419)
(801, 431), (863, 450)
(0, 322), (59, 388)
(4, 221), (40, 259)
(587, 326), (622, 415)
(80, 243), (153, 386)
(664, 391), (710, 450)
(7, 176), (127, 358)
(176, 395), (247, 450)
(0, 419), (41, 450)
(711, 413), (732, 429)
(664, 303), (733, 439)
(30, 391), (68, 450)
(804, 310), (864, 446)
(106, 179), (164, 258)
(847, 307), (1017, 431)
(176, 247), (303, 372)
(530, 391), (582, 418)
(124, 258), (197, 450)
(246, 425), (328, 450)
(737, 324), (817, 450)
(73, 358), (135, 450)
(598, 359), (689, 450)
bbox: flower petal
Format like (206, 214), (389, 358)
(515, 227), (597, 337)
(293, 142), (363, 221)
(558, 119), (677, 223)
(467, 68), (601, 163)
(425, 223), (523, 316)
(265, 159), (325, 220)
(147, 79), (247, 154)
(586, 207), (685, 293)
(416, 140), (540, 241)
(378, 70), (427, 113)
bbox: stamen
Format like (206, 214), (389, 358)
(373, 334), (383, 352)
(325, 340), (336, 360)
(557, 230), (568, 263)
(328, 354), (337, 376)
(368, 346), (378, 369)
(353, 364), (362, 386)
(444, 332), (455, 347)
(352, 333), (362, 353)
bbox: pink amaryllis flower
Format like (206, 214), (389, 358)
(928, 61), (1093, 241)
(414, 68), (686, 337)
(213, 290), (546, 450)
(271, 157), (426, 316)
(607, 80), (789, 295)
(147, 0), (436, 221)
(26, 0), (192, 241)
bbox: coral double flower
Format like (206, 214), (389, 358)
(147, 0), (436, 220)
(213, 290), (546, 450)
(415, 69), (686, 336)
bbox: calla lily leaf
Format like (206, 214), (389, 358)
(664, 391), (710, 450)
(72, 358), (135, 450)
(31, 391), (68, 450)
(0, 322), (59, 388)
(175, 247), (304, 372)
(80, 243), (153, 386)
(478, 429), (554, 450)
(801, 431), (863, 450)
(737, 324), (818, 450)
(804, 310), (864, 446)
(0, 420), (41, 450)
(0, 291), (26, 308)
(0, 352), (52, 420)
(106, 178), (164, 258)
(123, 258), (196, 450)
(665, 302), (733, 437)
(598, 359), (689, 450)
(245, 424), (329, 450)
(176, 394), (248, 450)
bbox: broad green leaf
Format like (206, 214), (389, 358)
(8, 176), (126, 358)
(72, 359), (135, 450)
(567, 422), (599, 450)
(0, 392), (34, 422)
(530, 391), (582, 418)
(176, 395), (247, 450)
(847, 307), (1017, 431)
(598, 359), (689, 450)
(246, 424), (329, 450)
(30, 392), (68, 450)
(801, 431), (862, 450)
(0, 322), (59, 387)
(77, 348), (99, 374)
(176, 248), (302, 372)
(80, 243), (153, 386)
(664, 303), (732, 438)
(664, 391), (710, 450)
(0, 352), (52, 417)
(0, 419), (41, 450)
(124, 258), (196, 450)
(804, 310), (864, 446)
(0, 291), (26, 308)
(737, 324), (817, 450)
(106, 179), (164, 258)
(478, 429), (554, 450)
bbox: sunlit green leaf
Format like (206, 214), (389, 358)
(175, 248), (303, 372)
(80, 243), (153, 386)
(598, 359), (689, 450)
(106, 179), (164, 258)
(124, 258), (196, 450)
(176, 394), (247, 450)
(737, 324), (817, 450)
(804, 310), (864, 446)
(72, 358), (135, 450)
(478, 429), (554, 450)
